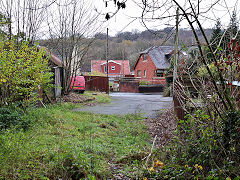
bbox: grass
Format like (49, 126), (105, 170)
(0, 102), (150, 179)
(83, 91), (111, 104)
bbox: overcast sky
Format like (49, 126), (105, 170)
(94, 0), (239, 36)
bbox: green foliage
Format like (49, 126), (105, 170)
(223, 111), (240, 152)
(139, 80), (150, 85)
(0, 38), (53, 108)
(0, 103), (149, 179)
(198, 63), (217, 77)
(0, 106), (23, 130)
(145, 110), (240, 179)
(163, 84), (172, 97)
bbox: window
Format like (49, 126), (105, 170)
(144, 70), (146, 77)
(137, 70), (141, 77)
(111, 66), (115, 70)
(104, 66), (107, 73)
(156, 69), (164, 77)
(143, 54), (147, 61)
(165, 54), (172, 60)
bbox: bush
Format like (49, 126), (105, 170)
(145, 110), (240, 179)
(163, 84), (172, 97)
(0, 38), (53, 108)
(139, 80), (150, 85)
(0, 106), (33, 131)
(0, 106), (24, 130)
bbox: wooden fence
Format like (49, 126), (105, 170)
(84, 76), (109, 93)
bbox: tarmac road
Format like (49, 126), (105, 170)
(75, 92), (173, 118)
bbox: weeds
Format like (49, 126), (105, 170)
(0, 103), (149, 179)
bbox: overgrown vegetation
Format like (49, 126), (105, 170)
(144, 110), (240, 179)
(0, 38), (53, 108)
(140, 6), (240, 180)
(0, 102), (150, 179)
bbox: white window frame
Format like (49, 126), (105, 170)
(144, 70), (146, 77)
(111, 66), (115, 70)
(156, 69), (164, 77)
(137, 70), (141, 77)
(143, 54), (147, 61)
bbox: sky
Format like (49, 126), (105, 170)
(93, 0), (240, 36)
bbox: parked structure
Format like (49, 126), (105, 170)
(91, 60), (130, 79)
(134, 46), (184, 85)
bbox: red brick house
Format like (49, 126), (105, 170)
(91, 60), (130, 78)
(134, 46), (182, 85)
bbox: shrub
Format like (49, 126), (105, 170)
(0, 38), (53, 108)
(145, 110), (240, 179)
(139, 80), (150, 85)
(0, 106), (26, 130)
(163, 84), (172, 97)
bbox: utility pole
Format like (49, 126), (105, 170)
(106, 28), (110, 94)
(106, 28), (109, 78)
(173, 7), (179, 96)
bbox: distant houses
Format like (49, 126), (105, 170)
(134, 46), (184, 85)
(91, 60), (131, 79)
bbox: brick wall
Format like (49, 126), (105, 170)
(134, 54), (166, 85)
(134, 54), (156, 80)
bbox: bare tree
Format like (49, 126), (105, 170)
(0, 0), (53, 41)
(46, 0), (102, 94)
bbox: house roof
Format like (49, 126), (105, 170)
(137, 46), (177, 69)
(91, 60), (130, 75)
(133, 46), (186, 70)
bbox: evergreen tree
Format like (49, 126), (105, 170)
(223, 10), (239, 55)
(210, 18), (222, 52)
(207, 19), (223, 61)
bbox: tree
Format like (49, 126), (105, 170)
(0, 0), (51, 41)
(210, 19), (222, 51)
(223, 10), (239, 55)
(46, 0), (101, 94)
(0, 38), (52, 108)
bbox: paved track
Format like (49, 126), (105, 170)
(75, 92), (173, 118)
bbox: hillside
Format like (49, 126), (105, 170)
(40, 28), (213, 71)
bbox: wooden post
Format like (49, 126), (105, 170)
(173, 7), (179, 96)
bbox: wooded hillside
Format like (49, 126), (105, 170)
(40, 28), (213, 71)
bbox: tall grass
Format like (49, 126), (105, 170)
(0, 103), (150, 179)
